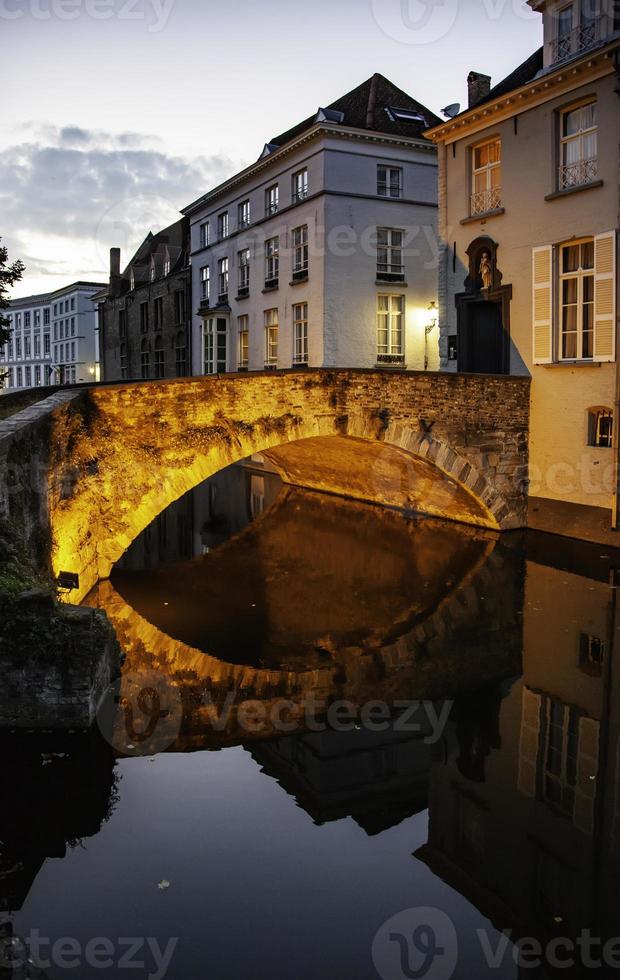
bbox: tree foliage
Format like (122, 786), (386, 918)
(0, 239), (25, 349)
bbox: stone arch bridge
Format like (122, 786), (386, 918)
(0, 369), (530, 603)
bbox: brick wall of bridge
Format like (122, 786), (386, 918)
(0, 369), (530, 602)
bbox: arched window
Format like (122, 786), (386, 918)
(175, 330), (187, 377)
(587, 406), (613, 448)
(141, 339), (150, 379)
(154, 335), (165, 379)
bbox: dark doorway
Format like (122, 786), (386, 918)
(457, 298), (508, 375)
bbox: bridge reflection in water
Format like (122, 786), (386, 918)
(2, 471), (620, 978)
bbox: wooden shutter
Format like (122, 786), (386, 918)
(532, 246), (553, 364)
(593, 230), (617, 362)
(518, 687), (542, 798)
(574, 716), (600, 835)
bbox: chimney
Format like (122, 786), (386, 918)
(109, 247), (121, 298)
(467, 71), (491, 108)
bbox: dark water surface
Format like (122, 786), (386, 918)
(2, 461), (620, 979)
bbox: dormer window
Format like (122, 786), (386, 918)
(163, 249), (171, 277)
(150, 258), (156, 282)
(385, 106), (428, 125)
(551, 0), (599, 64)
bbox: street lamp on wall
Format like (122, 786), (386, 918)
(424, 301), (438, 371)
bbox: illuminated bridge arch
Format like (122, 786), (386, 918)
(0, 369), (530, 602)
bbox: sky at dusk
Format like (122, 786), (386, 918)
(1, 0), (542, 297)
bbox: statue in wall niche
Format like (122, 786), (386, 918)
(479, 252), (493, 290)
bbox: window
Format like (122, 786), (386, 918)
(24, 337), (31, 358)
(218, 257), (229, 301)
(154, 336), (165, 378)
(154, 297), (164, 330)
(560, 101), (597, 189)
(70, 317), (75, 336)
(174, 290), (185, 324)
(377, 228), (405, 281)
(24, 366), (31, 387)
(203, 316), (228, 374)
(34, 310), (40, 327)
(70, 297), (75, 311)
(218, 212), (229, 240)
(265, 185), (279, 216)
(15, 337), (21, 358)
(199, 222), (210, 248)
(238, 315), (249, 369)
(292, 226), (309, 280)
(120, 343), (128, 379)
(34, 365), (41, 386)
(265, 237), (279, 287)
(579, 632), (605, 676)
(293, 303), (308, 365)
(264, 309), (278, 368)
(34, 335), (40, 356)
(560, 239), (594, 359)
(238, 249), (250, 294)
(16, 366), (22, 387)
(587, 407), (613, 448)
(292, 168), (309, 204)
(141, 339), (150, 379)
(163, 253), (171, 277)
(377, 165), (403, 199)
(24, 312), (31, 328)
(542, 698), (579, 818)
(377, 295), (405, 362)
(238, 200), (251, 229)
(53, 304), (57, 316)
(44, 334), (50, 356)
(552, 0), (597, 63)
(471, 138), (501, 215)
(150, 258), (156, 282)
(200, 265), (210, 304)
(119, 308), (127, 338)
(175, 331), (187, 376)
(140, 302), (149, 333)
(43, 309), (50, 326)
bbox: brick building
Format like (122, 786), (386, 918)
(97, 217), (191, 381)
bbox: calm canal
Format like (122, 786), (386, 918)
(2, 459), (620, 978)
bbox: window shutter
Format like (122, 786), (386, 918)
(593, 231), (617, 363)
(532, 246), (553, 364)
(518, 687), (541, 798)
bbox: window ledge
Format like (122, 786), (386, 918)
(289, 275), (309, 286)
(460, 208), (505, 225)
(541, 360), (604, 368)
(262, 284), (279, 294)
(235, 293), (250, 302)
(375, 280), (408, 287)
(544, 180), (603, 201)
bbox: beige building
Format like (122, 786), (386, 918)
(426, 1), (619, 528)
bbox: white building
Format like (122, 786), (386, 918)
(182, 74), (440, 375)
(2, 281), (105, 392)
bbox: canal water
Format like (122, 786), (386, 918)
(2, 460), (620, 979)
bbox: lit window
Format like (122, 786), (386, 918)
(218, 257), (229, 300)
(200, 266), (210, 304)
(471, 138), (501, 215)
(377, 165), (402, 199)
(265, 237), (279, 288)
(218, 212), (229, 240)
(264, 308), (278, 368)
(579, 633), (605, 676)
(587, 407), (613, 448)
(377, 294), (404, 363)
(238, 249), (250, 294)
(238, 200), (251, 229)
(238, 315), (249, 369)
(265, 185), (279, 216)
(203, 316), (228, 374)
(293, 303), (308, 365)
(292, 169), (308, 204)
(377, 228), (405, 281)
(292, 226), (308, 280)
(559, 101), (597, 189)
(560, 239), (594, 359)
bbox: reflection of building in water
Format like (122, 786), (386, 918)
(416, 537), (620, 964)
(251, 720), (435, 836)
(117, 459), (282, 570)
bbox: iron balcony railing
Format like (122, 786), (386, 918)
(292, 188), (309, 204)
(470, 187), (502, 216)
(559, 157), (598, 190)
(551, 21), (598, 64)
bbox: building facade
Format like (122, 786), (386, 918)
(1, 282), (105, 391)
(426, 1), (620, 521)
(182, 75), (440, 376)
(97, 217), (191, 382)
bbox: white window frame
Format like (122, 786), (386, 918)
(238, 249), (250, 293)
(199, 222), (209, 248)
(218, 257), (229, 300)
(559, 100), (597, 190)
(264, 308), (278, 367)
(377, 228), (405, 281)
(238, 199), (251, 229)
(292, 168), (309, 203)
(217, 212), (229, 240)
(377, 165), (403, 199)
(265, 185), (279, 216)
(471, 137), (501, 216)
(292, 225), (309, 279)
(293, 303), (308, 365)
(203, 316), (228, 374)
(238, 314), (249, 369)
(200, 265), (210, 303)
(559, 238), (594, 361)
(377, 294), (405, 361)
(265, 237), (279, 286)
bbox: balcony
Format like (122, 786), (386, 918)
(551, 22), (598, 64)
(470, 187), (502, 217)
(376, 353), (405, 367)
(559, 157), (598, 190)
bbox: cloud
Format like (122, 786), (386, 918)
(0, 124), (237, 293)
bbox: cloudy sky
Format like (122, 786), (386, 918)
(2, 0), (542, 297)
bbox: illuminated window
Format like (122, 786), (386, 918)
(377, 228), (404, 281)
(292, 226), (308, 280)
(377, 165), (402, 199)
(471, 137), (501, 215)
(377, 294), (404, 362)
(559, 101), (597, 189)
(293, 303), (308, 365)
(587, 407), (613, 448)
(264, 308), (278, 368)
(238, 315), (249, 369)
(560, 239), (594, 359)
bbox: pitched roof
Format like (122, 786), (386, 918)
(469, 47), (544, 109)
(269, 73), (442, 149)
